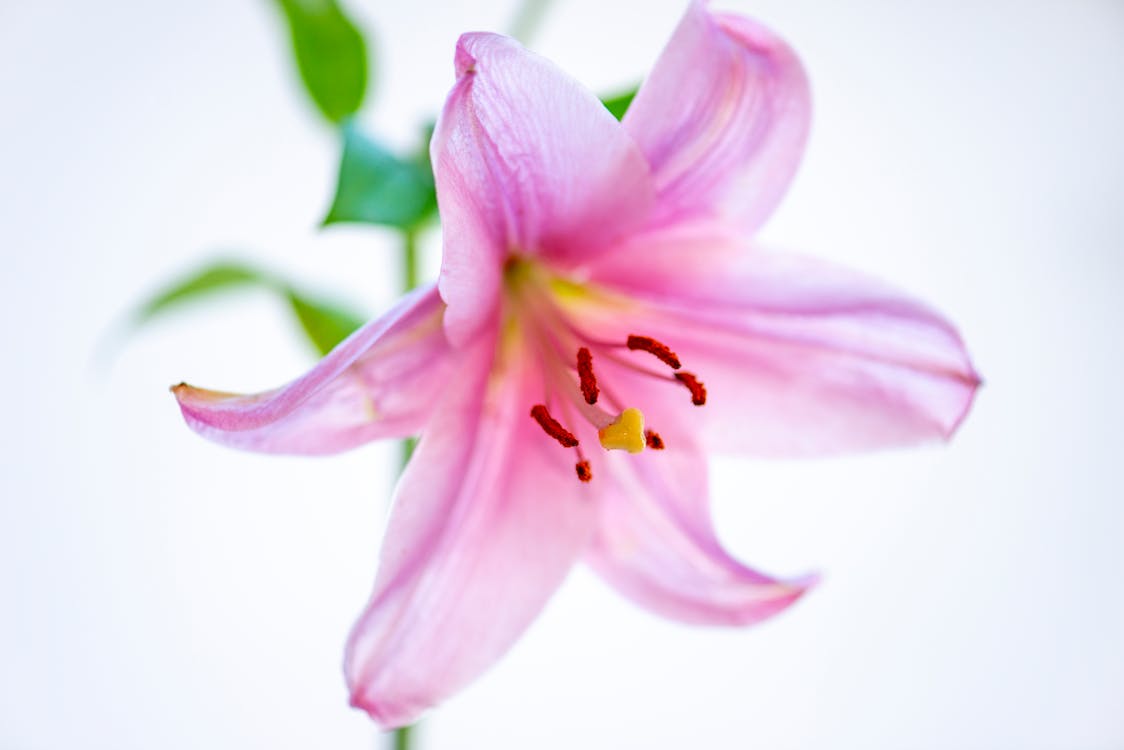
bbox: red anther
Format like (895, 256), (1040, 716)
(530, 404), (579, 447)
(577, 347), (599, 405)
(626, 335), (681, 370)
(575, 460), (592, 482)
(644, 430), (665, 450)
(674, 372), (707, 406)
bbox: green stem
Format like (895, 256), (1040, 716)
(400, 228), (420, 473)
(402, 226), (420, 294)
(389, 227), (420, 750)
(401, 435), (417, 468)
(393, 723), (414, 750)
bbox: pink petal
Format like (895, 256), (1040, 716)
(172, 285), (452, 455)
(345, 334), (599, 728)
(582, 236), (980, 456)
(624, 1), (810, 233)
(586, 432), (814, 625)
(431, 32), (654, 345)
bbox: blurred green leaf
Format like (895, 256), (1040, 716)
(323, 123), (436, 229)
(601, 87), (638, 121)
(134, 262), (269, 324)
(275, 0), (369, 123)
(284, 289), (365, 355)
(132, 259), (365, 356)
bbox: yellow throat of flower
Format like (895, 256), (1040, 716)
(505, 254), (706, 481)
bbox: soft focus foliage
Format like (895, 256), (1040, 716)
(134, 262), (264, 322)
(275, 0), (369, 123)
(601, 87), (637, 121)
(134, 260), (364, 356)
(324, 123), (437, 229)
(284, 287), (367, 356)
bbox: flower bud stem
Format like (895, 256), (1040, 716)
(391, 227), (421, 749)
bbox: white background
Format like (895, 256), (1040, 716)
(2, 0), (1122, 748)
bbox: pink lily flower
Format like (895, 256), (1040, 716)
(173, 1), (979, 729)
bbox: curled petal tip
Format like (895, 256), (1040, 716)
(790, 571), (822, 593)
(169, 381), (200, 404)
(686, 577), (818, 628)
(623, 0), (810, 233)
(347, 692), (409, 731)
(723, 574), (819, 627)
(453, 32), (509, 78)
(963, 362), (985, 391)
(169, 381), (218, 402)
(170, 381), (241, 412)
(942, 372), (982, 441)
(170, 286), (450, 454)
(453, 36), (477, 77)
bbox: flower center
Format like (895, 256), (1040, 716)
(503, 257), (707, 483)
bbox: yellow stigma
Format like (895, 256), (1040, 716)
(598, 407), (646, 453)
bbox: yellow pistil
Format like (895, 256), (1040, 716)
(598, 407), (646, 453)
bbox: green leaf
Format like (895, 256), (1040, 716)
(275, 0), (369, 123)
(601, 87), (638, 121)
(131, 259), (365, 357)
(133, 262), (271, 324)
(284, 289), (365, 355)
(323, 123), (437, 229)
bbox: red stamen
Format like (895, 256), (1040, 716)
(530, 404), (579, 447)
(674, 372), (707, 406)
(575, 460), (592, 482)
(644, 430), (665, 450)
(626, 335), (681, 370)
(577, 347), (599, 405)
